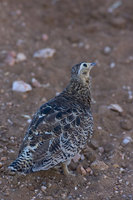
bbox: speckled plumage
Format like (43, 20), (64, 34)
(9, 62), (95, 175)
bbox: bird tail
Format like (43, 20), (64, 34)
(8, 149), (33, 174)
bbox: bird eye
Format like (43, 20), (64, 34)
(83, 63), (87, 67)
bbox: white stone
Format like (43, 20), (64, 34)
(41, 185), (47, 192)
(31, 78), (41, 87)
(108, 104), (123, 113)
(27, 119), (32, 124)
(21, 114), (31, 119)
(33, 48), (56, 58)
(128, 90), (133, 100)
(108, 1), (122, 13)
(12, 80), (32, 92)
(122, 136), (132, 145)
(16, 53), (27, 62)
(75, 186), (78, 190)
(110, 62), (116, 68)
(97, 126), (102, 130)
(104, 46), (111, 54)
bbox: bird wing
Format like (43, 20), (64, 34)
(19, 96), (83, 170)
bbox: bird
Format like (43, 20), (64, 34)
(9, 62), (95, 176)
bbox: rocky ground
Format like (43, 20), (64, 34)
(0, 0), (133, 199)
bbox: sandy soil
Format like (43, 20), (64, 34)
(0, 0), (133, 199)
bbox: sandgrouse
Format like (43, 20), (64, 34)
(9, 62), (95, 175)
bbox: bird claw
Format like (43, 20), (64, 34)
(61, 163), (76, 176)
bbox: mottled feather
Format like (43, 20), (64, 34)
(9, 62), (95, 174)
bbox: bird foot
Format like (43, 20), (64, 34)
(61, 163), (75, 176)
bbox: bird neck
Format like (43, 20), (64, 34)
(64, 79), (91, 105)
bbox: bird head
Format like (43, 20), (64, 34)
(71, 62), (96, 84)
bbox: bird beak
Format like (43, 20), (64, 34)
(87, 62), (96, 70)
(90, 62), (96, 66)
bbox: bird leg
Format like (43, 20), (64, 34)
(61, 162), (75, 176)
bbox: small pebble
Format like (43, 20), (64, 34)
(12, 80), (32, 92)
(42, 83), (50, 88)
(85, 44), (90, 49)
(31, 78), (41, 88)
(86, 167), (91, 173)
(103, 46), (112, 55)
(0, 148), (4, 153)
(119, 167), (125, 173)
(122, 136), (132, 145)
(33, 48), (56, 58)
(21, 114), (31, 119)
(90, 139), (99, 149)
(83, 149), (96, 163)
(61, 193), (67, 199)
(75, 186), (78, 190)
(42, 34), (49, 41)
(126, 55), (133, 63)
(113, 164), (119, 168)
(1, 157), (7, 161)
(126, 181), (129, 185)
(27, 119), (32, 123)
(120, 120), (132, 130)
(104, 143), (114, 153)
(98, 147), (104, 153)
(56, 92), (60, 96)
(103, 175), (107, 179)
(16, 53), (27, 62)
(8, 119), (13, 125)
(41, 185), (47, 192)
(41, 97), (47, 102)
(110, 17), (126, 29)
(108, 104), (123, 113)
(78, 42), (84, 48)
(8, 149), (15, 153)
(108, 1), (122, 13)
(80, 166), (87, 176)
(97, 126), (102, 130)
(5, 72), (9, 76)
(80, 154), (85, 160)
(91, 160), (109, 171)
(110, 62), (116, 68)
(128, 90), (133, 100)
(128, 194), (133, 199)
(122, 85), (133, 100)
(5, 51), (16, 66)
(0, 89), (4, 93)
(0, 162), (3, 168)
(48, 183), (52, 188)
(31, 197), (36, 200)
(119, 179), (122, 183)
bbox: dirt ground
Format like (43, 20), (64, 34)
(0, 0), (133, 199)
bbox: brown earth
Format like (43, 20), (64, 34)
(0, 0), (133, 200)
